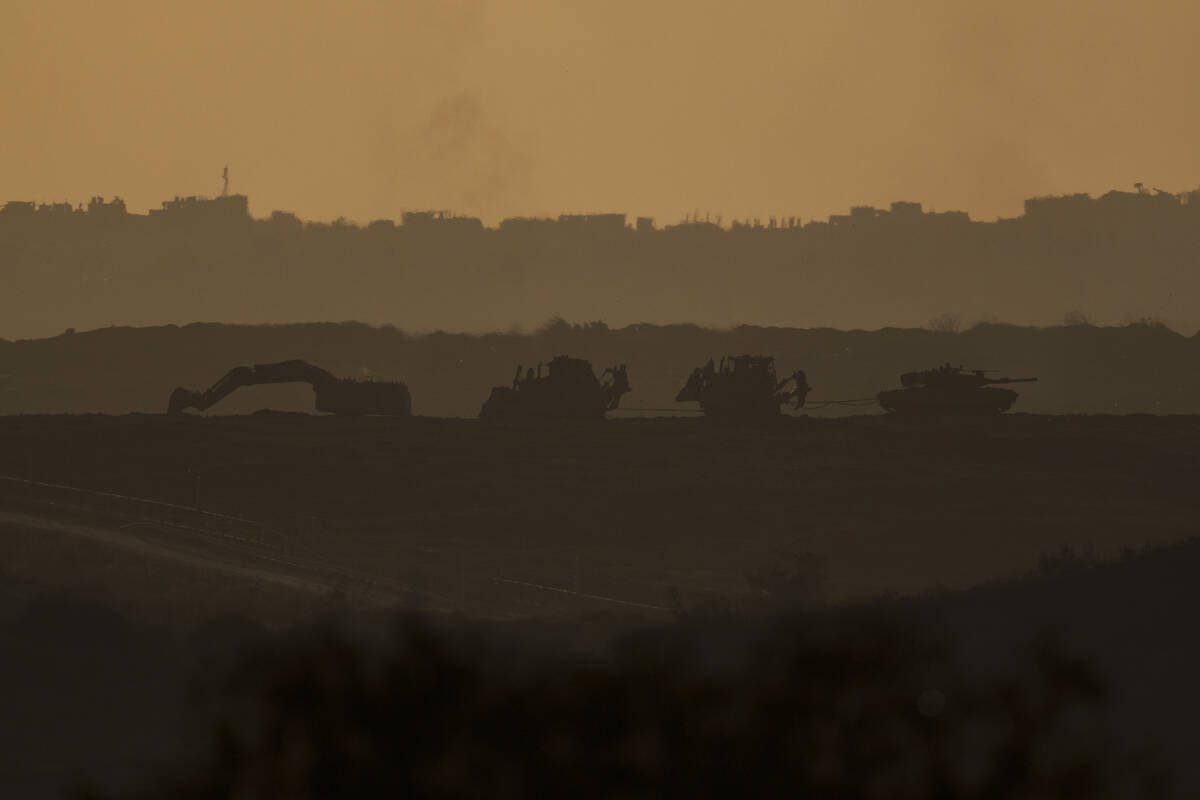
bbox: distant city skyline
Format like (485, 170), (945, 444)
(3, 178), (1199, 341)
(8, 179), (1198, 231)
(4, 1), (1200, 228)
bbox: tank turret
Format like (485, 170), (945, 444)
(879, 363), (1037, 414)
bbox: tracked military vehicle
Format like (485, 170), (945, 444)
(480, 355), (630, 420)
(675, 355), (810, 419)
(167, 360), (411, 416)
(877, 363), (1036, 415)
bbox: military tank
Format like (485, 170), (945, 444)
(480, 355), (630, 420)
(877, 363), (1037, 415)
(675, 355), (810, 419)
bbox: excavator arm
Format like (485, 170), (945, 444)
(168, 360), (337, 414)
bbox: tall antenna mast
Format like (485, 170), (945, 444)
(221, 165), (230, 197)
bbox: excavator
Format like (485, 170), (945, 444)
(167, 360), (411, 416)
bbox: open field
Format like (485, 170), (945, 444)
(1, 412), (1198, 622)
(3, 411), (1200, 797)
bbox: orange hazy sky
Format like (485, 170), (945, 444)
(3, 0), (1199, 226)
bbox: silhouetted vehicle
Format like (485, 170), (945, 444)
(675, 355), (810, 419)
(877, 363), (1037, 415)
(480, 355), (630, 420)
(167, 360), (411, 416)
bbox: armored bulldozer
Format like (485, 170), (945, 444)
(480, 355), (630, 420)
(675, 355), (810, 419)
(877, 363), (1037, 415)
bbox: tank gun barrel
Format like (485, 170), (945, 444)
(983, 376), (1038, 385)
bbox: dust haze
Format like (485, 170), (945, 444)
(5, 0), (1199, 226)
(8, 2), (1200, 798)
(370, 90), (535, 218)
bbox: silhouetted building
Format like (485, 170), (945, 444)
(889, 201), (922, 218)
(1096, 189), (1180, 216)
(38, 202), (77, 218)
(1024, 193), (1093, 220)
(367, 219), (397, 233)
(87, 196), (127, 219)
(0, 201), (36, 217)
(150, 194), (250, 222)
(402, 210), (483, 233)
(829, 207), (885, 229)
(557, 213), (627, 233)
(1024, 188), (1186, 227)
(499, 216), (556, 233)
(269, 210), (303, 233)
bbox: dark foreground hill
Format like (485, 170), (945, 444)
(1, 319), (1197, 417)
(6, 524), (1200, 797)
(904, 536), (1200, 796)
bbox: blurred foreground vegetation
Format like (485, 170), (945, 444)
(68, 605), (1170, 799)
